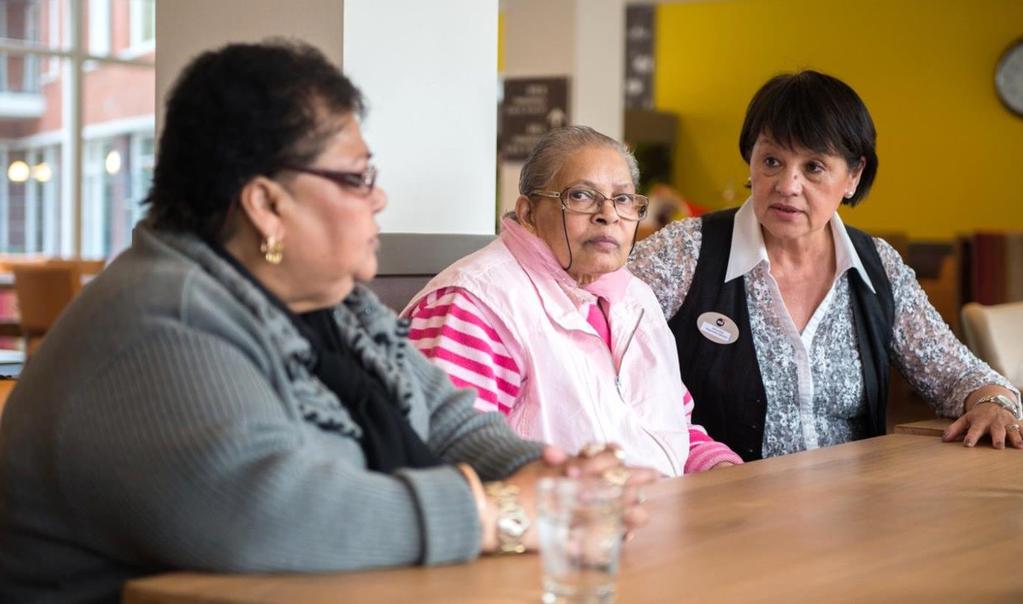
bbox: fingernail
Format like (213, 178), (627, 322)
(941, 431), (949, 440)
(964, 440), (974, 447)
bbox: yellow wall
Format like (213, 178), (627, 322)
(654, 0), (1023, 239)
(497, 9), (504, 73)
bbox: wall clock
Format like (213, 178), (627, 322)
(995, 38), (1023, 117)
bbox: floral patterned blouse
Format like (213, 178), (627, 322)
(628, 202), (1018, 457)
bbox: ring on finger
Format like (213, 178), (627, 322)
(1007, 424), (1021, 432)
(602, 466), (630, 487)
(581, 442), (605, 458)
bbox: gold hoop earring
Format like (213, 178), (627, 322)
(260, 235), (283, 265)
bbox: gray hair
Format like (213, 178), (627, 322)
(517, 125), (640, 196)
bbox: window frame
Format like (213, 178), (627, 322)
(87, 0), (110, 57)
(126, 0), (154, 58)
(0, 0), (155, 258)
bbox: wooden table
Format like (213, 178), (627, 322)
(123, 435), (1023, 604)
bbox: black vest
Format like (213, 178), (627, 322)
(668, 209), (895, 461)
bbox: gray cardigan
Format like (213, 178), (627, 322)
(0, 226), (543, 603)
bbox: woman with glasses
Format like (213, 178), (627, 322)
(404, 126), (741, 477)
(0, 43), (653, 604)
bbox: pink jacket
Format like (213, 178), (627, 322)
(403, 218), (741, 475)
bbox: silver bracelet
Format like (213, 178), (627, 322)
(974, 393), (1023, 421)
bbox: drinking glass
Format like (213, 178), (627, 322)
(537, 477), (626, 604)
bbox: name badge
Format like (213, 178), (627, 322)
(697, 312), (739, 345)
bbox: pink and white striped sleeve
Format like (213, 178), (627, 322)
(406, 286), (522, 416)
(682, 386), (744, 473)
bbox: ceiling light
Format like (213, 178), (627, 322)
(32, 162), (52, 183)
(105, 150), (122, 175)
(7, 160), (30, 183)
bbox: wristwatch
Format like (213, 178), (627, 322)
(974, 393), (1023, 420)
(483, 481), (529, 554)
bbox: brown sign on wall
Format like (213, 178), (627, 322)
(625, 5), (655, 110)
(499, 76), (570, 161)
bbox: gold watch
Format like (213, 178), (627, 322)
(975, 393), (1023, 420)
(483, 481), (529, 554)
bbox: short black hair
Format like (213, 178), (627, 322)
(145, 39), (364, 239)
(738, 70), (877, 206)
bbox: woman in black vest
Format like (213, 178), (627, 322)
(628, 70), (1020, 461)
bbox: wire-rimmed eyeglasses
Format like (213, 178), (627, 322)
(280, 164), (378, 196)
(530, 186), (649, 221)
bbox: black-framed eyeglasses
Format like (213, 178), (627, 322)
(280, 164), (378, 196)
(530, 186), (649, 221)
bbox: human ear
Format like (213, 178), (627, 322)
(237, 176), (288, 241)
(849, 156), (866, 186)
(515, 195), (537, 233)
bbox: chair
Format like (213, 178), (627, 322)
(11, 263), (83, 356)
(961, 302), (1023, 388)
(0, 378), (16, 422)
(368, 275), (435, 313)
(43, 258), (106, 275)
(912, 243), (962, 336)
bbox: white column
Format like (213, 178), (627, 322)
(60, 0), (82, 256)
(342, 0), (498, 235)
(574, 0), (625, 139)
(156, 0), (498, 237)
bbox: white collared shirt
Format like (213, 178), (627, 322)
(725, 200), (876, 450)
(725, 199), (875, 294)
(628, 200), (1019, 458)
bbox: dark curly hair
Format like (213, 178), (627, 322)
(738, 70), (877, 207)
(144, 39), (364, 240)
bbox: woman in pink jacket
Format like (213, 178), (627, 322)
(403, 126), (740, 475)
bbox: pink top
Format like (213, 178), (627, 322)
(405, 219), (741, 473)
(587, 301), (613, 351)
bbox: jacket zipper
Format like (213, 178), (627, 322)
(613, 308), (644, 401)
(609, 308), (681, 475)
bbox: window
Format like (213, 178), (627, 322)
(0, 8), (8, 94)
(129, 132), (153, 224)
(44, 0), (61, 80)
(87, 0), (110, 56)
(0, 0), (46, 94)
(128, 0), (154, 52)
(0, 0), (155, 259)
(81, 128), (149, 257)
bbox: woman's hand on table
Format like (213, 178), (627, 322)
(475, 444), (659, 553)
(943, 388), (1023, 450)
(565, 443), (660, 535)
